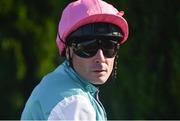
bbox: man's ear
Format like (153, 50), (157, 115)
(65, 47), (69, 60)
(65, 47), (73, 60)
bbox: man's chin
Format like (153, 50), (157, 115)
(90, 77), (108, 85)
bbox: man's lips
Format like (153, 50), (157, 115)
(92, 65), (107, 73)
(93, 69), (106, 73)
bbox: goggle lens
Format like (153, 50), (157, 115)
(71, 38), (119, 58)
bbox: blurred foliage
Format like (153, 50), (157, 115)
(0, 0), (179, 119)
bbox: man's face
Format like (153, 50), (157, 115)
(71, 49), (115, 85)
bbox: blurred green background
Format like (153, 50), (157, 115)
(0, 0), (179, 119)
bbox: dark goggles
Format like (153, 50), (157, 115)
(70, 37), (120, 58)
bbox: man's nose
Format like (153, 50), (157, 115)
(94, 49), (105, 63)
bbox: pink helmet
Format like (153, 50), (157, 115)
(56, 0), (129, 56)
